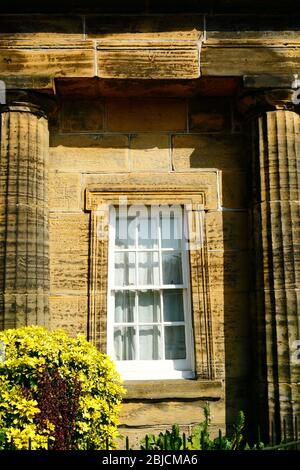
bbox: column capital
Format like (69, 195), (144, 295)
(238, 87), (300, 119)
(0, 90), (56, 118)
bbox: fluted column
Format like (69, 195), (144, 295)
(240, 88), (300, 439)
(0, 92), (52, 329)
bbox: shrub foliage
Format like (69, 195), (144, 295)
(0, 326), (124, 450)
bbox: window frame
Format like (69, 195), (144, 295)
(107, 205), (195, 380)
(85, 182), (217, 381)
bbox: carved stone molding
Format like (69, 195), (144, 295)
(85, 183), (217, 380)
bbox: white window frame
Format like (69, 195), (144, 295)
(107, 205), (195, 380)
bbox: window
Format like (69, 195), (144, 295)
(107, 205), (194, 380)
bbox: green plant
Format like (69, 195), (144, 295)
(141, 425), (183, 450)
(0, 326), (125, 450)
(230, 411), (247, 450)
(139, 405), (252, 451)
(187, 404), (214, 449)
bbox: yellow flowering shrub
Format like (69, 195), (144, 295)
(0, 326), (125, 450)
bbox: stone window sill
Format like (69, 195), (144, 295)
(123, 379), (223, 402)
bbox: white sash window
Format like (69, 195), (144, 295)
(107, 205), (194, 380)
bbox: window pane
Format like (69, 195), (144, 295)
(138, 291), (160, 323)
(139, 326), (162, 360)
(115, 291), (135, 323)
(138, 216), (158, 249)
(163, 290), (184, 322)
(138, 252), (159, 285)
(161, 215), (182, 249)
(115, 216), (135, 248)
(114, 326), (136, 360)
(115, 252), (136, 286)
(164, 326), (186, 359)
(162, 252), (182, 285)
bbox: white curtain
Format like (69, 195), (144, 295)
(115, 252), (136, 286)
(138, 252), (159, 285)
(138, 291), (160, 323)
(139, 326), (162, 360)
(114, 326), (136, 361)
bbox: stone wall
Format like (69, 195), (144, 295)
(48, 95), (251, 441)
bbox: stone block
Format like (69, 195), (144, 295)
(211, 290), (251, 378)
(49, 295), (88, 337)
(208, 251), (250, 292)
(188, 97), (232, 132)
(119, 398), (225, 428)
(60, 100), (104, 132)
(83, 171), (219, 210)
(130, 134), (170, 171)
(172, 134), (247, 171)
(50, 134), (129, 173)
(97, 41), (199, 79)
(0, 41), (94, 77)
(205, 211), (249, 251)
(49, 172), (81, 211)
(220, 171), (248, 209)
(49, 213), (89, 294)
(124, 379), (223, 400)
(107, 98), (187, 132)
(202, 45), (300, 77)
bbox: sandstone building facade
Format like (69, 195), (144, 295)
(0, 0), (299, 444)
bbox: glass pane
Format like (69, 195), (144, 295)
(164, 326), (186, 360)
(162, 252), (182, 285)
(115, 216), (135, 248)
(163, 290), (184, 322)
(115, 252), (136, 286)
(139, 326), (162, 360)
(114, 326), (136, 360)
(138, 252), (159, 286)
(114, 291), (135, 323)
(161, 215), (182, 249)
(138, 291), (161, 323)
(138, 216), (158, 249)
